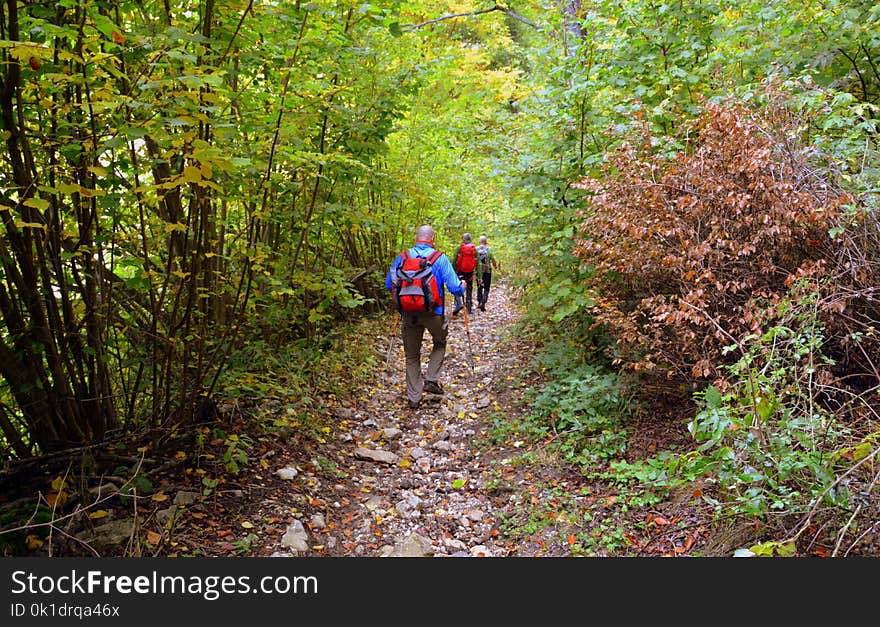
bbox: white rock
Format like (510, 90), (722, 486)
(276, 467), (299, 480)
(364, 495), (386, 512)
(280, 520), (309, 552)
(382, 428), (403, 440)
(354, 448), (399, 465)
(383, 533), (434, 557)
(470, 545), (492, 557)
(443, 537), (468, 552)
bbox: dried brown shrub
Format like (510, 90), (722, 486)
(573, 99), (855, 392)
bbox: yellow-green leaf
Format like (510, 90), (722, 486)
(14, 221), (45, 230)
(88, 509), (109, 520)
(750, 540), (797, 557)
(182, 166), (202, 182)
(24, 197), (49, 211)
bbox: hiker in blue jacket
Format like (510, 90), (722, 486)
(386, 225), (464, 409)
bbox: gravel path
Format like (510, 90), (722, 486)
(268, 282), (544, 557)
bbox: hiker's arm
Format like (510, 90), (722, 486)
(441, 257), (464, 295)
(385, 255), (401, 291)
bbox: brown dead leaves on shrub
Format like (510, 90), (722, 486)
(573, 98), (857, 393)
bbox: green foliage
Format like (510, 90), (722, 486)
(569, 517), (632, 556)
(232, 533), (260, 556)
(4, 0), (487, 454)
(313, 455), (347, 479)
(749, 539), (798, 558)
(681, 288), (850, 518)
(200, 477), (220, 498)
(0, 501), (54, 555)
(483, 338), (629, 475)
(217, 432), (253, 476)
(529, 222), (595, 323)
(222, 313), (379, 401)
(528, 346), (628, 469)
(113, 466), (154, 500)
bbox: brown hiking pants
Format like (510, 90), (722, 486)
(401, 312), (448, 403)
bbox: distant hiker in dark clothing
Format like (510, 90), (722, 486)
(387, 225), (464, 409)
(451, 232), (482, 316)
(476, 235), (499, 311)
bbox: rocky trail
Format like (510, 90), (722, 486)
(238, 281), (712, 559)
(261, 283), (558, 557)
(136, 282), (705, 558)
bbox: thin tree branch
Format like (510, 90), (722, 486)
(405, 4), (541, 31)
(218, 0), (255, 65)
(836, 46), (868, 102)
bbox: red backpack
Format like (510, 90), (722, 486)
(456, 243), (477, 273)
(392, 249), (444, 312)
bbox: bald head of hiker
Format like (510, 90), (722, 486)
(386, 225), (464, 410)
(416, 225), (435, 244)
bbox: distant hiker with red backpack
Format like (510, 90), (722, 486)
(451, 232), (482, 316)
(387, 225), (464, 410)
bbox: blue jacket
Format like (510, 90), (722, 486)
(386, 242), (463, 315)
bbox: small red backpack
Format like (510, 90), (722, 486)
(392, 249), (444, 312)
(456, 243), (477, 273)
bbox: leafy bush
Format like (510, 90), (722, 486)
(573, 97), (851, 392)
(527, 341), (630, 468)
(686, 286), (846, 515)
(569, 89), (880, 552)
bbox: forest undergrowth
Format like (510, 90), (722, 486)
(6, 282), (875, 558)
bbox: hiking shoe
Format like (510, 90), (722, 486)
(479, 304), (486, 312)
(423, 380), (443, 395)
(452, 305), (462, 316)
(408, 399), (420, 409)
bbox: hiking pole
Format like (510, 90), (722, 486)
(385, 313), (399, 372)
(462, 306), (475, 379)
